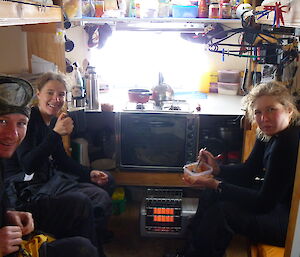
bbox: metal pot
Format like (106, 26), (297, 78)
(151, 72), (174, 107)
(128, 89), (152, 104)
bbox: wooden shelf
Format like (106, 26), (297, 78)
(111, 169), (186, 187)
(0, 1), (62, 27)
(71, 17), (241, 24)
(70, 17), (242, 31)
(70, 17), (242, 32)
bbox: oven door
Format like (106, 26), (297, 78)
(116, 112), (199, 172)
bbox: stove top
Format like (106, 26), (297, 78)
(124, 100), (192, 113)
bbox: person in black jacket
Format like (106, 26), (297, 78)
(3, 72), (114, 252)
(0, 75), (98, 257)
(166, 81), (300, 257)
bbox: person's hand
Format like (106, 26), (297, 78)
(6, 210), (34, 236)
(90, 170), (108, 186)
(53, 112), (74, 136)
(198, 148), (221, 176)
(0, 226), (22, 256)
(183, 173), (219, 189)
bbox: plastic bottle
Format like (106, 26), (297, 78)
(135, 0), (141, 18)
(128, 0), (136, 17)
(198, 0), (208, 18)
(199, 71), (211, 93)
(71, 62), (85, 107)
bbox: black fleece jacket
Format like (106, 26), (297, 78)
(218, 125), (299, 214)
(4, 107), (91, 183)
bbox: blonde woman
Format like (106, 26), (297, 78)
(167, 82), (300, 257)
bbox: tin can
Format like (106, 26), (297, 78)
(209, 2), (219, 18)
(220, 2), (231, 18)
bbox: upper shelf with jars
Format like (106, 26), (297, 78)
(0, 0), (62, 27)
(67, 0), (243, 29)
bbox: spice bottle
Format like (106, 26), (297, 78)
(198, 0), (208, 18)
(209, 2), (219, 18)
(219, 2), (231, 18)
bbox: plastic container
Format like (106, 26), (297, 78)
(94, 0), (104, 17)
(198, 71), (211, 93)
(172, 5), (198, 18)
(183, 162), (213, 176)
(82, 0), (95, 17)
(218, 70), (241, 83)
(158, 0), (170, 17)
(112, 198), (126, 215)
(112, 187), (126, 215)
(141, 0), (159, 18)
(63, 0), (82, 18)
(112, 187), (125, 201)
(217, 82), (239, 95)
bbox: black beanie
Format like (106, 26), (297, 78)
(0, 75), (34, 118)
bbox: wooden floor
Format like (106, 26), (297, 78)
(104, 200), (250, 257)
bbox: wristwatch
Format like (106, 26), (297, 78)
(216, 181), (223, 193)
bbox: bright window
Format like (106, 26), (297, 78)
(90, 31), (211, 91)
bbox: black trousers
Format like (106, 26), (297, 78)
(184, 189), (289, 257)
(26, 192), (106, 257)
(43, 236), (99, 257)
(70, 182), (113, 233)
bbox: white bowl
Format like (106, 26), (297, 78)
(183, 162), (213, 176)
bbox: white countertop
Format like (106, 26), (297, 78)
(194, 93), (244, 115)
(69, 91), (245, 116)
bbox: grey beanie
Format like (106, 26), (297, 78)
(0, 75), (34, 118)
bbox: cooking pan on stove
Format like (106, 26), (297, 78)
(128, 89), (152, 104)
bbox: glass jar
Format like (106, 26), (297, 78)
(220, 2), (231, 18)
(208, 2), (219, 19)
(158, 0), (170, 17)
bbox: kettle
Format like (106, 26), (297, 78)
(151, 72), (174, 107)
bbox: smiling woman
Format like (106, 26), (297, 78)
(90, 31), (210, 91)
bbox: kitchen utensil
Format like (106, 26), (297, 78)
(128, 89), (152, 104)
(65, 58), (73, 73)
(65, 35), (75, 52)
(195, 147), (206, 171)
(63, 12), (72, 29)
(151, 72), (174, 107)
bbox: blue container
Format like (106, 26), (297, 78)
(172, 5), (198, 18)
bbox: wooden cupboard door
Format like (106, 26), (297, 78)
(285, 143), (300, 257)
(25, 23), (66, 73)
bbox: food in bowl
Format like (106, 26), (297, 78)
(183, 162), (213, 176)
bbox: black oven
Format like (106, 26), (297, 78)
(116, 112), (199, 172)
